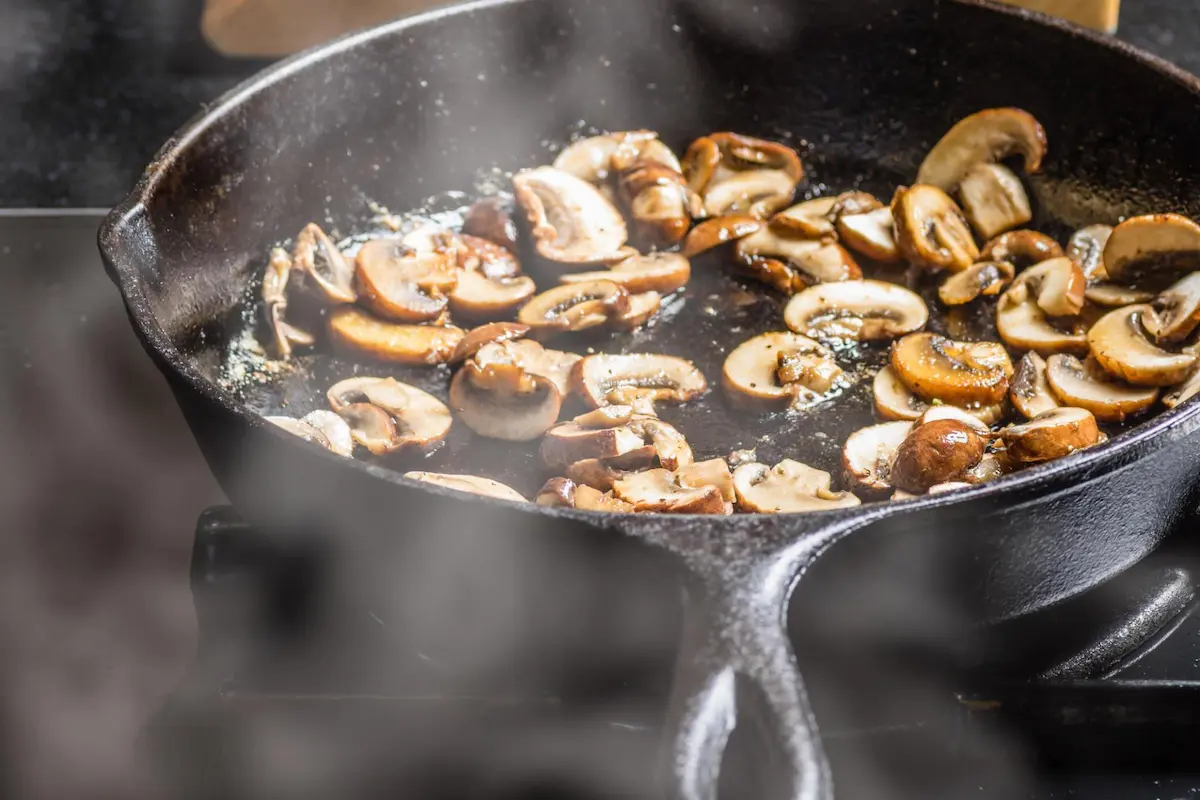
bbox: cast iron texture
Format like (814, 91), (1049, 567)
(100, 0), (1200, 797)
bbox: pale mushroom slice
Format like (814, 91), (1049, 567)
(964, 453), (1008, 485)
(957, 163), (1032, 240)
(572, 353), (707, 415)
(769, 196), (840, 239)
(1086, 304), (1197, 387)
(784, 280), (928, 342)
(1067, 224), (1112, 281)
(873, 365), (931, 421)
(404, 472), (527, 503)
(735, 228), (862, 290)
(893, 482), (975, 500)
(680, 215), (764, 258)
(1044, 354), (1159, 422)
(836, 207), (900, 263)
(535, 478), (634, 513)
(612, 469), (728, 514)
(573, 404), (636, 428)
(354, 236), (458, 322)
(553, 131), (659, 184)
(938, 260), (1015, 306)
(300, 410), (355, 457)
(512, 166), (635, 266)
(721, 332), (846, 411)
(733, 460), (859, 513)
(682, 132), (804, 219)
(677, 459), (737, 505)
(913, 405), (991, 435)
(327, 307), (464, 365)
(916, 108), (1047, 192)
(261, 247), (315, 358)
(995, 258), (1089, 356)
(560, 252), (690, 295)
(1145, 272), (1200, 343)
(1103, 213), (1200, 283)
(980, 229), (1064, 270)
(611, 291), (663, 332)
(892, 184), (980, 272)
(449, 355), (562, 441)
(626, 416), (695, 471)
(1009, 352), (1061, 419)
(891, 332), (1014, 406)
(265, 416), (332, 450)
(462, 198), (518, 252)
(292, 222), (356, 304)
(890, 419), (987, 494)
(326, 376), (453, 453)
(842, 421), (913, 497)
(517, 280), (630, 335)
(450, 322), (531, 364)
(1164, 363), (1200, 409)
(1000, 407), (1101, 464)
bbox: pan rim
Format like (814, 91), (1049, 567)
(98, 0), (1200, 523)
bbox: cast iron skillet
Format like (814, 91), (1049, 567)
(100, 0), (1200, 796)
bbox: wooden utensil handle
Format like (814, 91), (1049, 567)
(996, 0), (1120, 33)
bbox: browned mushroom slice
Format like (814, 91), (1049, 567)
(560, 252), (690, 295)
(336, 403), (397, 455)
(553, 131), (659, 184)
(1164, 363), (1200, 409)
(1044, 354), (1159, 422)
(354, 237), (456, 322)
(265, 416), (332, 450)
(536, 477), (577, 507)
(682, 133), (803, 219)
(1144, 272), (1200, 343)
(261, 247), (315, 358)
(916, 108), (1047, 192)
(300, 410), (355, 457)
(1087, 304), (1197, 387)
(735, 228), (862, 288)
(938, 260), (1015, 306)
(611, 291), (662, 332)
(1000, 407), (1101, 464)
(680, 215), (764, 258)
(980, 229), (1064, 270)
(784, 280), (928, 342)
(995, 258), (1088, 356)
(493, 339), (581, 396)
(1084, 282), (1157, 308)
(517, 280), (629, 335)
(564, 458), (635, 492)
(617, 160), (692, 247)
(572, 353), (707, 415)
(540, 422), (648, 469)
(891, 332), (1013, 406)
(1009, 352), (1060, 419)
(842, 421), (913, 497)
(513, 166), (634, 266)
(677, 459), (737, 504)
(958, 163), (1032, 240)
(450, 322), (531, 364)
(462, 198), (518, 252)
(626, 416), (694, 471)
(722, 332), (846, 411)
(1103, 213), (1200, 282)
(405, 471), (527, 502)
(1066, 224), (1112, 280)
(327, 376), (453, 453)
(327, 307), (463, 364)
(836, 207), (900, 263)
(892, 185), (980, 272)
(293, 222), (356, 303)
(452, 233), (522, 280)
(449, 358), (562, 442)
(733, 460), (859, 513)
(769, 196), (840, 239)
(535, 478), (633, 512)
(448, 269), (536, 320)
(612, 468), (728, 514)
(890, 419), (987, 494)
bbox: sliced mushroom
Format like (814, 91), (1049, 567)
(573, 404), (636, 428)
(449, 352), (563, 441)
(612, 469), (728, 514)
(612, 291), (663, 331)
(680, 215), (764, 258)
(913, 405), (991, 435)
(1086, 304), (1197, 387)
(836, 207), (900, 263)
(938, 260), (1015, 306)
(842, 421), (913, 497)
(617, 159), (692, 247)
(1103, 213), (1200, 282)
(892, 185), (980, 272)
(958, 163), (1032, 240)
(890, 419), (986, 494)
(564, 458), (636, 492)
(326, 376), (453, 453)
(682, 133), (803, 218)
(995, 258), (1088, 356)
(560, 252), (690, 295)
(722, 332), (846, 411)
(733, 460), (859, 513)
(517, 280), (630, 335)
(1000, 407), (1101, 464)
(677, 459), (737, 504)
(487, 338), (580, 396)
(1164, 363), (1200, 409)
(353, 237), (457, 322)
(1066, 224), (1112, 280)
(535, 478), (633, 512)
(553, 131), (658, 184)
(735, 227), (862, 290)
(449, 268), (537, 320)
(1044, 354), (1159, 422)
(292, 222), (356, 303)
(450, 322), (531, 364)
(404, 472), (526, 502)
(261, 247), (315, 358)
(626, 416), (694, 471)
(1145, 272), (1200, 343)
(980, 229), (1064, 271)
(769, 196), (840, 239)
(265, 416), (333, 450)
(873, 365), (931, 421)
(1085, 282), (1156, 308)
(891, 332), (1013, 406)
(964, 452), (1008, 484)
(513, 166), (634, 266)
(916, 107), (1047, 192)
(300, 410), (355, 457)
(540, 422), (649, 469)
(327, 307), (464, 365)
(462, 198), (518, 252)
(1009, 352), (1060, 419)
(784, 280), (928, 342)
(572, 353), (707, 415)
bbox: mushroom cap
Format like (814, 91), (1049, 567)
(327, 307), (464, 365)
(842, 420), (914, 496)
(462, 198), (518, 253)
(680, 215), (764, 258)
(1103, 213), (1200, 282)
(735, 227), (862, 285)
(327, 376), (453, 452)
(450, 322), (531, 364)
(572, 353), (707, 415)
(836, 206), (900, 263)
(958, 163), (1032, 240)
(784, 280), (928, 342)
(721, 331), (845, 411)
(769, 196), (840, 239)
(890, 419), (986, 494)
(980, 229), (1064, 270)
(1044, 354), (1159, 422)
(1146, 272), (1200, 343)
(612, 468), (728, 514)
(916, 107), (1047, 192)
(299, 410), (355, 457)
(1001, 407), (1101, 464)
(1086, 304), (1197, 387)
(517, 280), (629, 334)
(938, 260), (1015, 306)
(1066, 224), (1113, 281)
(448, 270), (536, 320)
(1009, 352), (1061, 420)
(512, 166), (634, 266)
(1164, 363), (1200, 409)
(354, 237), (457, 322)
(892, 184), (980, 272)
(891, 332), (1013, 406)
(449, 361), (563, 442)
(292, 222), (356, 304)
(404, 472), (527, 503)
(560, 252), (690, 295)
(683, 133), (803, 219)
(733, 460), (860, 513)
(995, 259), (1089, 356)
